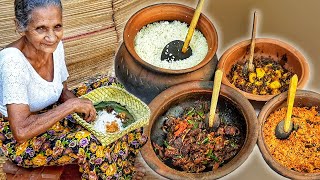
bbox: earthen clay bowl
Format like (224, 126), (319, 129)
(258, 90), (320, 179)
(141, 81), (258, 180)
(218, 38), (309, 101)
(123, 3), (218, 74)
(115, 3), (219, 103)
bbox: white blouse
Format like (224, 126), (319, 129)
(0, 41), (69, 117)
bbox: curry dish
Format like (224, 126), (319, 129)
(228, 57), (294, 95)
(106, 120), (120, 133)
(153, 99), (243, 173)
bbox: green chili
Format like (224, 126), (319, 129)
(186, 108), (195, 116)
(202, 137), (209, 144)
(207, 149), (219, 162)
(164, 140), (169, 147)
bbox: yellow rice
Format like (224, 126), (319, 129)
(263, 106), (320, 173)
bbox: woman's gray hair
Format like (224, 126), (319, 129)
(14, 0), (62, 32)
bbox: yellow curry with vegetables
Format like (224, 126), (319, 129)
(227, 57), (294, 95)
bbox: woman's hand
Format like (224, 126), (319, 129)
(66, 98), (96, 122)
(7, 97), (97, 143)
(59, 82), (96, 122)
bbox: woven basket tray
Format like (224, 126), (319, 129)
(72, 86), (150, 146)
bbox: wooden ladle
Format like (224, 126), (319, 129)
(244, 11), (258, 74)
(161, 0), (205, 62)
(206, 69), (223, 130)
(275, 74), (298, 139)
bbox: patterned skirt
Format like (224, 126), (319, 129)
(0, 76), (147, 180)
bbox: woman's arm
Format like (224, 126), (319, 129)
(7, 98), (96, 144)
(59, 82), (77, 103)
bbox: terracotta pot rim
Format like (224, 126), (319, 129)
(123, 3), (218, 75)
(141, 81), (258, 179)
(257, 90), (320, 179)
(218, 37), (310, 101)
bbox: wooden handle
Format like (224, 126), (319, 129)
(248, 11), (258, 72)
(209, 69), (223, 127)
(182, 0), (205, 53)
(284, 74), (298, 132)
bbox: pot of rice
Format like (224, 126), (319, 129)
(115, 3), (218, 103)
(140, 81), (258, 179)
(258, 90), (320, 179)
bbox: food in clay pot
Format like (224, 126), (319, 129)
(258, 90), (320, 179)
(115, 3), (218, 103)
(140, 81), (258, 179)
(228, 55), (294, 95)
(152, 97), (245, 173)
(218, 38), (309, 101)
(134, 20), (208, 70)
(263, 106), (320, 173)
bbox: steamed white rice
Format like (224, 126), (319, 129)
(134, 20), (208, 70)
(92, 110), (124, 134)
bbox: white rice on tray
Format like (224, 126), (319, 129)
(134, 20), (208, 70)
(92, 110), (124, 135)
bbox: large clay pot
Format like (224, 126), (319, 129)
(257, 90), (320, 179)
(218, 38), (309, 101)
(141, 81), (258, 180)
(115, 3), (218, 103)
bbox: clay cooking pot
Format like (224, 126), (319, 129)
(218, 38), (309, 101)
(141, 81), (258, 179)
(258, 90), (320, 179)
(115, 3), (218, 103)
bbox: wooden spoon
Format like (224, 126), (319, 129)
(244, 11), (258, 74)
(161, 0), (205, 62)
(275, 74), (298, 139)
(208, 69), (223, 129)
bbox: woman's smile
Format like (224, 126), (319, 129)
(24, 5), (63, 54)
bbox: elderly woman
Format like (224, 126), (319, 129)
(0, 0), (147, 179)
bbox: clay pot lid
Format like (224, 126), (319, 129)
(257, 90), (320, 179)
(218, 38), (309, 101)
(141, 81), (258, 179)
(123, 3), (218, 75)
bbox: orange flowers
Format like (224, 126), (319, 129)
(57, 155), (72, 164)
(76, 86), (88, 96)
(16, 141), (29, 156)
(96, 146), (105, 158)
(75, 131), (91, 140)
(50, 122), (64, 132)
(114, 142), (121, 154)
(90, 142), (98, 153)
(32, 154), (46, 166)
(105, 163), (117, 176)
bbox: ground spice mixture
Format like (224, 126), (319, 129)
(228, 57), (294, 95)
(263, 106), (320, 173)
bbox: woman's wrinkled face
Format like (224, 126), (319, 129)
(24, 5), (63, 54)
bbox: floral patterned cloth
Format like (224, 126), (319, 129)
(0, 75), (147, 180)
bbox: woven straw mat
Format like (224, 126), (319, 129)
(72, 86), (150, 146)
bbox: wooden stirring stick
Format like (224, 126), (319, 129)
(275, 74), (298, 139)
(209, 69), (223, 128)
(248, 11), (258, 72)
(182, 0), (205, 53)
(284, 74), (298, 132)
